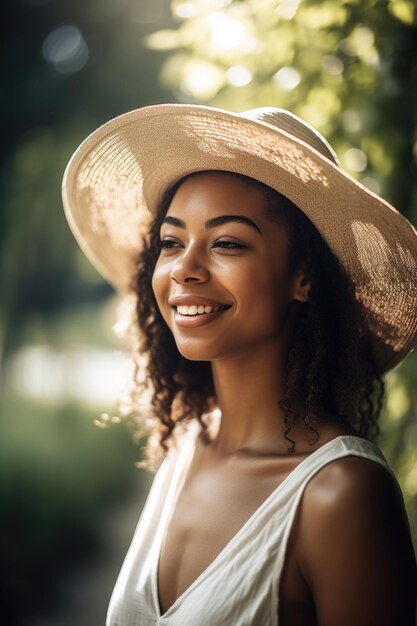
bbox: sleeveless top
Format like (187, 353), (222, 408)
(106, 421), (399, 626)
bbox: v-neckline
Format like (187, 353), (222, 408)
(152, 428), (368, 618)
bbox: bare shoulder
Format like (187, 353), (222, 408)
(304, 452), (403, 508)
(296, 453), (417, 626)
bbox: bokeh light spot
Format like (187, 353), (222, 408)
(226, 65), (252, 87)
(145, 29), (181, 50)
(208, 12), (254, 53)
(273, 66), (301, 91)
(42, 25), (89, 74)
(344, 147), (368, 172)
(275, 0), (302, 21)
(180, 60), (225, 99)
(321, 54), (344, 75)
(173, 1), (197, 18)
(388, 0), (415, 25)
(341, 110), (362, 133)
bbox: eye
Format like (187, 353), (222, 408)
(158, 238), (248, 252)
(158, 239), (182, 249)
(212, 240), (247, 249)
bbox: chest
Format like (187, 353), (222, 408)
(157, 461), (315, 623)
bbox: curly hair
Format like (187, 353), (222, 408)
(127, 171), (385, 471)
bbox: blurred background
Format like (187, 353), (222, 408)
(1, 0), (417, 624)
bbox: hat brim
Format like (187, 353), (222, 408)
(62, 103), (417, 374)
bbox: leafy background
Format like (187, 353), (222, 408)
(1, 0), (417, 624)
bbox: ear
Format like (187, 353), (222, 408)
(291, 269), (310, 302)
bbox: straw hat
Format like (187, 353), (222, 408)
(62, 103), (417, 374)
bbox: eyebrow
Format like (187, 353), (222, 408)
(162, 214), (262, 235)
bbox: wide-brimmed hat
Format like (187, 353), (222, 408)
(62, 103), (417, 374)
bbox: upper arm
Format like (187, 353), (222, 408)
(298, 456), (417, 626)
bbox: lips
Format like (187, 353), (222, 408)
(168, 293), (232, 328)
(173, 307), (231, 328)
(169, 295), (232, 308)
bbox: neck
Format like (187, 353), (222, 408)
(209, 331), (303, 456)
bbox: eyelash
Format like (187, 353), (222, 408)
(158, 239), (247, 250)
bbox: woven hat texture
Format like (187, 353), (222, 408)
(62, 103), (417, 374)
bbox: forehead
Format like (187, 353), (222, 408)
(165, 171), (269, 220)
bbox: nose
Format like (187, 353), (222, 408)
(169, 245), (210, 284)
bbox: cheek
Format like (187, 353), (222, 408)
(239, 269), (291, 327)
(151, 260), (170, 314)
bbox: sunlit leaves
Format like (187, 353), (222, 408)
(146, 0), (417, 205)
(388, 0), (416, 25)
(172, 0), (233, 20)
(297, 1), (348, 29)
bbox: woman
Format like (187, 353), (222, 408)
(63, 105), (417, 625)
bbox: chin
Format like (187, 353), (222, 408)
(176, 346), (215, 362)
(174, 338), (222, 362)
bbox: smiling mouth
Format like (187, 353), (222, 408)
(175, 304), (230, 316)
(171, 304), (232, 328)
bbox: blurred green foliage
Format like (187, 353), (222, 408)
(0, 393), (141, 621)
(1, 0), (173, 363)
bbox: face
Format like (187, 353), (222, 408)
(151, 171), (309, 361)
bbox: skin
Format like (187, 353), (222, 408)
(151, 171), (417, 624)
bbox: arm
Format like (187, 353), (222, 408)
(298, 456), (417, 626)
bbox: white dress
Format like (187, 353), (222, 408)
(106, 421), (399, 625)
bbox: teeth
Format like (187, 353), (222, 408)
(176, 304), (227, 316)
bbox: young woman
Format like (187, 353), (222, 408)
(63, 104), (417, 625)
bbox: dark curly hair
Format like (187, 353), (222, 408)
(128, 171), (384, 470)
